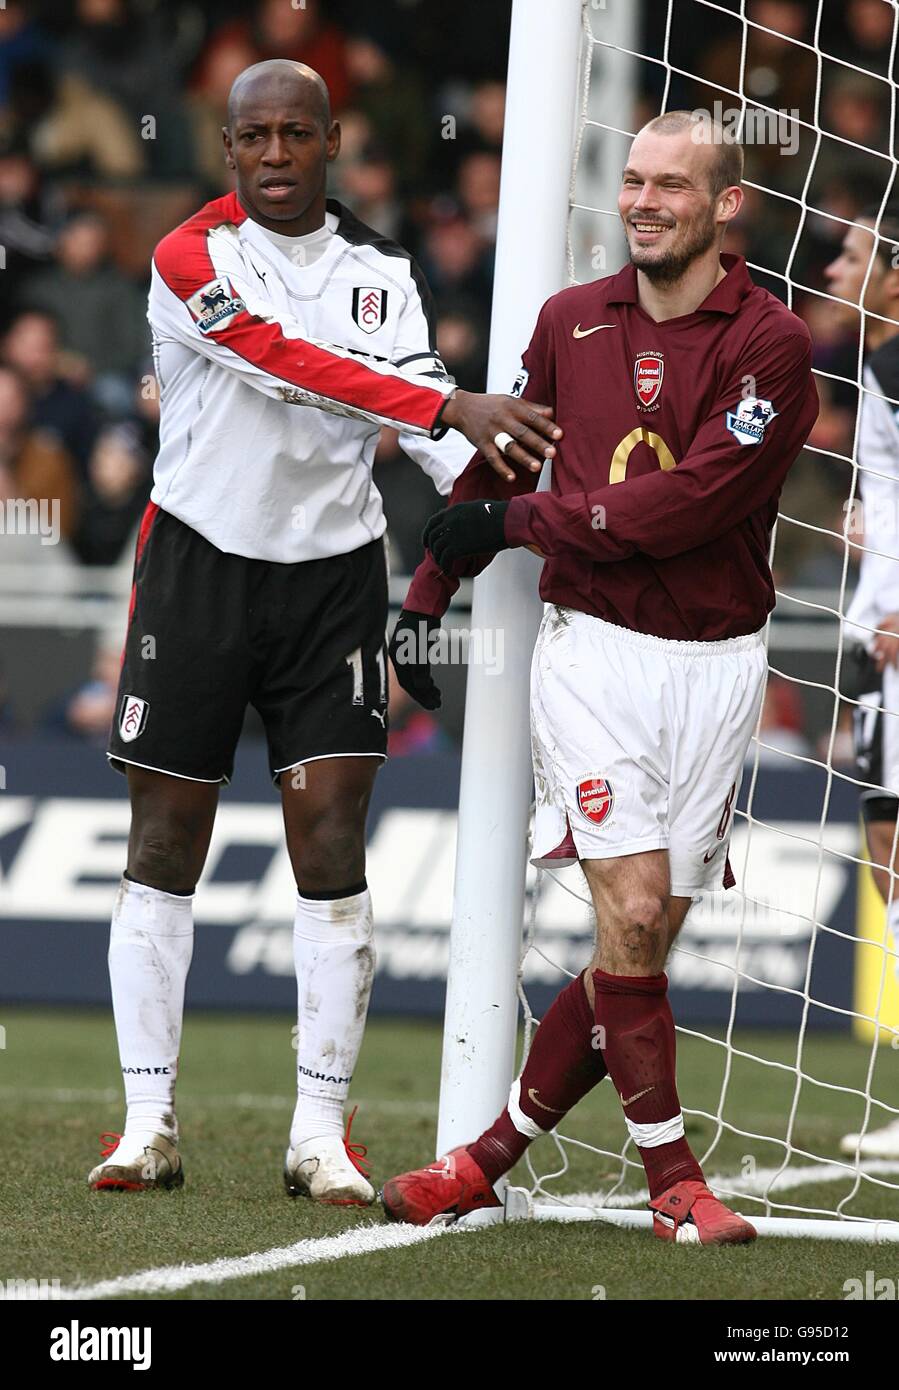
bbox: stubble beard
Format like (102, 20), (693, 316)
(627, 203), (719, 286)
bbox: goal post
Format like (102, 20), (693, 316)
(434, 0), (585, 1159)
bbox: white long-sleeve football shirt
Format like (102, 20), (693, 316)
(843, 342), (899, 648)
(148, 192), (474, 562)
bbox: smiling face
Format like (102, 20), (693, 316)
(223, 62), (339, 235)
(618, 127), (740, 285)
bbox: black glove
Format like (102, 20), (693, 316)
(423, 500), (511, 572)
(839, 642), (880, 701)
(389, 609), (442, 710)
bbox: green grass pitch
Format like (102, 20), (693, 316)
(0, 1006), (897, 1300)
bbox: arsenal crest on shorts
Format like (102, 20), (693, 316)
(577, 777), (614, 826)
(352, 287), (388, 334)
(119, 695), (149, 743)
(634, 352), (664, 409)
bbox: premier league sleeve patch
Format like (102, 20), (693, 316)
(187, 277), (246, 335)
(725, 396), (778, 445)
(510, 365), (530, 398)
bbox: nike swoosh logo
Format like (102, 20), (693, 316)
(527, 1087), (566, 1114)
(572, 323), (617, 338)
(703, 846), (720, 863)
(621, 1085), (654, 1108)
(485, 503), (492, 513)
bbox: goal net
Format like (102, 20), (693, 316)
(446, 0), (899, 1240)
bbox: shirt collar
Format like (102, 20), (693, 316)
(605, 252), (751, 316)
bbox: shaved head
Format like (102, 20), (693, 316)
(223, 59), (339, 234)
(618, 113), (743, 290)
(227, 59), (331, 131)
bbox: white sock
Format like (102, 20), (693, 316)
(624, 1113), (686, 1147)
(108, 876), (194, 1142)
(290, 886), (375, 1148)
(507, 1078), (543, 1139)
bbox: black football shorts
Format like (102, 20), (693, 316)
(108, 504), (389, 783)
(846, 643), (899, 824)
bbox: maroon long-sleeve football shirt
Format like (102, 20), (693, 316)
(405, 254), (818, 641)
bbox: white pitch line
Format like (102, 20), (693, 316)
(58, 1221), (453, 1301)
(711, 1157), (899, 1196)
(16, 1083), (899, 1296)
(542, 1158), (899, 1211)
(35, 1155), (899, 1300)
(0, 1086), (436, 1117)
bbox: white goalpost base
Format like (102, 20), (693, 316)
(435, 0), (899, 1243)
(458, 1192), (899, 1243)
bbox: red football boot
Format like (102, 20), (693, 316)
(381, 1146), (502, 1224)
(649, 1179), (757, 1245)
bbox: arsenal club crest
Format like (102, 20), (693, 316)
(634, 352), (664, 410)
(352, 287), (388, 334)
(577, 777), (614, 827)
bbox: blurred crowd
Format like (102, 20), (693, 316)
(0, 0), (511, 589)
(0, 0), (894, 752)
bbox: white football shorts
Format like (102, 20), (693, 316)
(530, 605), (768, 897)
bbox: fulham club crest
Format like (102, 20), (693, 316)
(577, 777), (614, 827)
(634, 352), (664, 410)
(119, 695), (149, 743)
(352, 287), (388, 334)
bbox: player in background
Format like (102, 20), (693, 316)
(88, 60), (561, 1202)
(384, 112), (818, 1244)
(825, 209), (899, 1160)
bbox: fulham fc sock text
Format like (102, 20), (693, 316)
(290, 885), (376, 1147)
(108, 876), (194, 1140)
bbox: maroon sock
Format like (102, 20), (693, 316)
(467, 972), (608, 1184)
(592, 968), (703, 1199)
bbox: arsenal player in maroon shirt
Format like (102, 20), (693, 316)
(382, 111), (818, 1244)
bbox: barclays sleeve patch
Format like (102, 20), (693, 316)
(187, 277), (246, 334)
(725, 395), (778, 445)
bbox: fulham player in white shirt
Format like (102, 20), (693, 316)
(90, 60), (561, 1203)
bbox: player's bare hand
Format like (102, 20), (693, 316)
(872, 613), (899, 671)
(440, 390), (562, 482)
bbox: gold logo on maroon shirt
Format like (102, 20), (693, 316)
(634, 351), (665, 409)
(609, 428), (677, 484)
